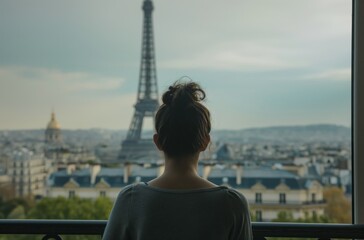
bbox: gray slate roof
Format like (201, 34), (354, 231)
(49, 165), (320, 190)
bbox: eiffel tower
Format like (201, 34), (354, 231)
(119, 0), (161, 164)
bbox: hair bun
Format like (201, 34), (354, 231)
(162, 86), (177, 105)
(162, 81), (206, 108)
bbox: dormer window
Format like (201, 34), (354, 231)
(279, 193), (286, 204)
(255, 193), (262, 203)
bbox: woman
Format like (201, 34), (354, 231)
(103, 81), (252, 240)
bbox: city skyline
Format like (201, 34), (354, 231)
(0, 0), (351, 130)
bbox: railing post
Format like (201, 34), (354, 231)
(42, 234), (62, 240)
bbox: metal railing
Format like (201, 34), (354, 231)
(250, 200), (326, 205)
(0, 220), (364, 240)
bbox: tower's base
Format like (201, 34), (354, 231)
(119, 139), (162, 164)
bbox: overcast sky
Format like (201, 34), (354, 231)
(0, 0), (351, 130)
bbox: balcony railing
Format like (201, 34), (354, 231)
(250, 200), (326, 205)
(0, 220), (364, 240)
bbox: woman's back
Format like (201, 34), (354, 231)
(102, 183), (252, 240)
(103, 81), (252, 240)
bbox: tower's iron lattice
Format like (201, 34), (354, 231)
(119, 0), (161, 163)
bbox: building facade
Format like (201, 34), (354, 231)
(9, 149), (48, 197)
(47, 164), (325, 221)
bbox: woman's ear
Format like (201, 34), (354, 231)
(153, 133), (162, 150)
(200, 134), (211, 151)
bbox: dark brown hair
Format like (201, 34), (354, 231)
(155, 81), (211, 157)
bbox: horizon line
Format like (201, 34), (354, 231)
(0, 123), (351, 132)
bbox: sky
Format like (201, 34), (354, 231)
(0, 0), (352, 130)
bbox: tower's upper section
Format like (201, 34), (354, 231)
(47, 112), (61, 130)
(120, 0), (160, 157)
(135, 0), (159, 104)
(143, 0), (153, 13)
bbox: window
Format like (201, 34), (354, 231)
(256, 210), (262, 222)
(0, 0), (353, 224)
(68, 190), (75, 199)
(255, 193), (262, 203)
(279, 193), (286, 204)
(100, 191), (106, 197)
(312, 210), (317, 218)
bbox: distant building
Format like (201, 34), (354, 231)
(47, 165), (161, 199)
(118, 0), (160, 164)
(9, 148), (48, 197)
(47, 163), (325, 221)
(45, 111), (63, 146)
(44, 111), (98, 170)
(0, 153), (10, 175)
(207, 166), (325, 221)
(213, 143), (235, 161)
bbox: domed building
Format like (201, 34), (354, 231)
(43, 112), (98, 168)
(45, 111), (62, 146)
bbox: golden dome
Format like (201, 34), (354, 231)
(47, 112), (61, 129)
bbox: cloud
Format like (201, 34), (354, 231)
(302, 68), (351, 81)
(156, 0), (350, 71)
(58, 93), (136, 130)
(0, 66), (135, 129)
(0, 0), (350, 75)
(159, 41), (304, 71)
(0, 0), (351, 129)
(0, 66), (123, 94)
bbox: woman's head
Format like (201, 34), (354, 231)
(154, 81), (211, 158)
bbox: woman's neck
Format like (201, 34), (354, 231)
(147, 153), (217, 189)
(162, 153), (199, 177)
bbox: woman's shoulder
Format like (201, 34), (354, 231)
(223, 188), (250, 209)
(116, 183), (248, 205)
(115, 183), (137, 201)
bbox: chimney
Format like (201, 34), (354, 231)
(66, 164), (76, 175)
(236, 165), (243, 185)
(90, 164), (101, 185)
(124, 164), (132, 183)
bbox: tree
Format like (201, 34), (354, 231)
(272, 211), (294, 222)
(0, 197), (34, 219)
(7, 205), (25, 219)
(323, 186), (351, 223)
(23, 196), (113, 240)
(93, 197), (114, 220)
(272, 211), (329, 223)
(0, 183), (15, 201)
(27, 196), (113, 220)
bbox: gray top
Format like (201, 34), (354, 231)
(102, 183), (252, 240)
